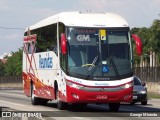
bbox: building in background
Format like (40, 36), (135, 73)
(0, 52), (12, 64)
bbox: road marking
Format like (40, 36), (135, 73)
(72, 117), (85, 120)
(0, 100), (25, 107)
(0, 92), (25, 97)
(6, 90), (24, 94)
(72, 117), (91, 120)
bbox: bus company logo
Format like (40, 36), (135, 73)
(76, 34), (90, 42)
(100, 88), (105, 92)
(39, 53), (53, 69)
(95, 83), (109, 86)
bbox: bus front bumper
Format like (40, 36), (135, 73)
(66, 85), (133, 103)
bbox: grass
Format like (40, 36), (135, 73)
(148, 92), (160, 99)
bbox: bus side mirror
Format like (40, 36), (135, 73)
(131, 34), (142, 56)
(61, 33), (67, 55)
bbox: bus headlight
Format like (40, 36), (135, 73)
(66, 80), (84, 89)
(122, 82), (133, 89)
(72, 83), (84, 89)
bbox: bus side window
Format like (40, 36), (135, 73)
(28, 43), (31, 54)
(53, 43), (57, 55)
(28, 41), (36, 54)
(53, 24), (57, 55)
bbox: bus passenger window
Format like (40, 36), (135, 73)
(28, 43), (31, 54)
(53, 44), (57, 55)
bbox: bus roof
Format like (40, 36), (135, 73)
(26, 11), (129, 31)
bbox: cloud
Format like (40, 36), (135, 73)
(85, 0), (107, 11)
(6, 34), (22, 40)
(153, 0), (160, 4)
(76, 0), (107, 12)
(31, 8), (57, 19)
(0, 0), (10, 11)
(148, 0), (160, 10)
(0, 33), (22, 41)
(76, 0), (125, 12)
(0, 33), (23, 56)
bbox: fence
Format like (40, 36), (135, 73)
(0, 75), (22, 83)
(134, 67), (160, 82)
(0, 67), (160, 83)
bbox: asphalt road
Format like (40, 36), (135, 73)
(0, 89), (160, 120)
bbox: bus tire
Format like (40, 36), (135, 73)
(109, 103), (120, 112)
(40, 98), (48, 105)
(56, 89), (66, 110)
(31, 84), (39, 105)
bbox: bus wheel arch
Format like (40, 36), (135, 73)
(30, 81), (39, 105)
(54, 80), (67, 110)
(30, 80), (33, 96)
(54, 80), (58, 99)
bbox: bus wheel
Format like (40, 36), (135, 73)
(109, 103), (120, 112)
(56, 89), (66, 110)
(40, 98), (48, 105)
(31, 84), (39, 105)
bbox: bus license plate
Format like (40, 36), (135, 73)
(96, 95), (107, 99)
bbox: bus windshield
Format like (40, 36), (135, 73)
(66, 27), (132, 80)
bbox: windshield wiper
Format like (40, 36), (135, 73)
(108, 57), (121, 80)
(85, 55), (98, 79)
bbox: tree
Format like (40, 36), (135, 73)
(5, 48), (23, 76)
(150, 19), (160, 65)
(131, 18), (160, 67)
(0, 60), (5, 76)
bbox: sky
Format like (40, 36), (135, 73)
(0, 0), (160, 58)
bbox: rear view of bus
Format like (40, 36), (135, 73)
(23, 12), (142, 112)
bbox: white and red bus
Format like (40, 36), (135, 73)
(23, 12), (142, 111)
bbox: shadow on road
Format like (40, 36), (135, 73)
(38, 102), (160, 117)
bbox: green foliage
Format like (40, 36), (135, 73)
(131, 18), (160, 66)
(5, 49), (23, 76)
(0, 60), (6, 76)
